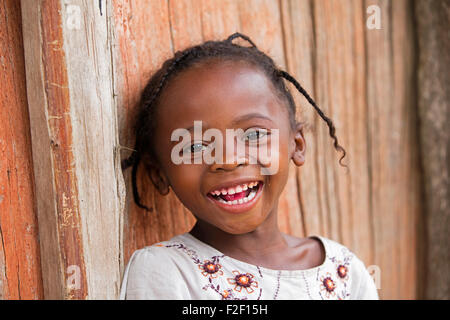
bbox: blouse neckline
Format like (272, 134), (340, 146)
(178, 232), (329, 278)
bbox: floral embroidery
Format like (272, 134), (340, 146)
(222, 289), (232, 299)
(199, 260), (224, 279)
(337, 264), (348, 279)
(317, 245), (354, 299)
(166, 242), (251, 299)
(323, 276), (336, 292)
(158, 236), (359, 300)
(165, 243), (202, 264)
(227, 271), (259, 294)
(201, 279), (247, 300)
(319, 273), (336, 298)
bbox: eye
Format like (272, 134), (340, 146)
(244, 128), (269, 142)
(183, 142), (207, 154)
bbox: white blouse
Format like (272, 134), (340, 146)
(119, 233), (379, 300)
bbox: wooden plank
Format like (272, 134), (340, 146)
(311, 0), (374, 256)
(364, 0), (420, 299)
(21, 0), (123, 299)
(200, 0), (240, 41)
(390, 0), (419, 300)
(415, 0), (450, 300)
(21, 0), (71, 300)
(365, 0), (401, 299)
(0, 0), (43, 300)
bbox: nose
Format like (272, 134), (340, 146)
(209, 155), (248, 172)
(209, 140), (249, 172)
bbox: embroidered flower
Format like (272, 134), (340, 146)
(323, 277), (336, 292)
(222, 289), (232, 299)
(337, 264), (348, 279)
(319, 273), (336, 298)
(227, 271), (259, 294)
(198, 260), (224, 278)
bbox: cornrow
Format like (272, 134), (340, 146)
(122, 32), (347, 211)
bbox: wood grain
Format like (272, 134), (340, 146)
(415, 0), (450, 299)
(21, 0), (124, 299)
(364, 0), (420, 299)
(0, 0), (43, 300)
(21, 0), (87, 299)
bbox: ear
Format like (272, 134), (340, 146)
(143, 155), (170, 196)
(291, 122), (306, 167)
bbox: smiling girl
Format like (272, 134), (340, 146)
(119, 33), (378, 300)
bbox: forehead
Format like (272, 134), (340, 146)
(156, 60), (288, 131)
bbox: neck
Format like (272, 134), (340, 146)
(189, 206), (288, 260)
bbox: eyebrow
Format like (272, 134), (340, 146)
(230, 113), (274, 125)
(183, 113), (274, 133)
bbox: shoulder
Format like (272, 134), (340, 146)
(126, 234), (190, 270)
(318, 236), (379, 299)
(120, 235), (194, 299)
(127, 245), (171, 268)
(317, 237), (355, 262)
(317, 236), (366, 275)
(124, 246), (175, 281)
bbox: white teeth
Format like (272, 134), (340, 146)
(215, 188), (258, 205)
(210, 181), (260, 198)
(248, 189), (256, 200)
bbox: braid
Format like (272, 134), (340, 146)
(122, 32), (347, 212)
(277, 70), (347, 168)
(226, 33), (257, 48)
(122, 48), (201, 211)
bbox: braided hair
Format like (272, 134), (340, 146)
(122, 32), (347, 211)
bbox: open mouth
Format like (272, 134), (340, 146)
(207, 181), (263, 212)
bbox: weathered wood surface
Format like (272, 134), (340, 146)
(0, 0), (43, 300)
(20, 0), (124, 299)
(415, 0), (450, 300)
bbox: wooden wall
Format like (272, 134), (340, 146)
(0, 0), (43, 299)
(415, 0), (450, 299)
(0, 0), (433, 299)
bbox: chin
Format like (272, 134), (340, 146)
(219, 219), (264, 235)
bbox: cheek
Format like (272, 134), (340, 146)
(259, 129), (291, 177)
(165, 164), (205, 203)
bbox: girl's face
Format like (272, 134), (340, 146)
(149, 60), (305, 235)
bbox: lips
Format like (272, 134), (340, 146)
(207, 181), (263, 213)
